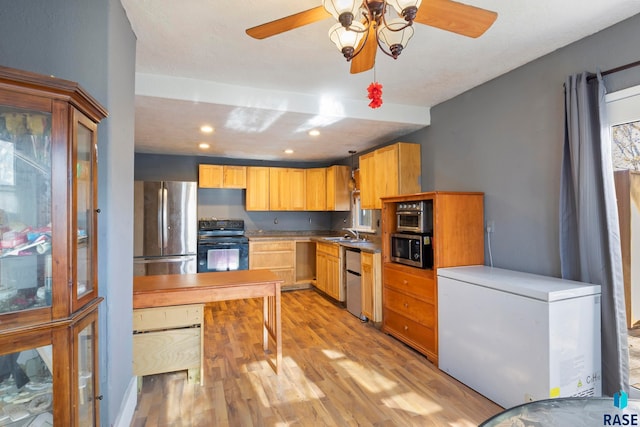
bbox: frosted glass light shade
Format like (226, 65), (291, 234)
(386, 0), (422, 16)
(377, 18), (414, 57)
(322, 0), (360, 21)
(328, 21), (366, 51)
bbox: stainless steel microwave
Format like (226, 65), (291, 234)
(396, 201), (432, 234)
(391, 233), (433, 269)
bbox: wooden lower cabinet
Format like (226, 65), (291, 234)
(133, 304), (204, 385)
(249, 240), (295, 288)
(382, 263), (438, 362)
(361, 251), (382, 323)
(315, 242), (343, 301)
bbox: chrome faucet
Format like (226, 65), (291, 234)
(342, 228), (360, 240)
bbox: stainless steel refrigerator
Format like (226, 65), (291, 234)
(133, 181), (197, 276)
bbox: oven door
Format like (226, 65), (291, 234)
(197, 241), (249, 272)
(396, 212), (424, 233)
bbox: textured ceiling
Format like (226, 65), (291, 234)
(121, 0), (640, 162)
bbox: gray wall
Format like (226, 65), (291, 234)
(398, 13), (640, 277)
(0, 1), (136, 425)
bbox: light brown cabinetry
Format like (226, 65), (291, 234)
(246, 166), (270, 211)
(0, 66), (106, 425)
(361, 251), (382, 323)
(305, 168), (327, 211)
(326, 165), (350, 211)
(381, 192), (484, 365)
(360, 142), (421, 209)
(132, 304), (204, 384)
(198, 164), (246, 189)
(315, 242), (343, 301)
(269, 168), (306, 211)
(249, 240), (296, 287)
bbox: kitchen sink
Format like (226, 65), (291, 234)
(321, 236), (369, 244)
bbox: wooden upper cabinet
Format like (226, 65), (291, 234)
(199, 164), (246, 188)
(327, 165), (350, 211)
(246, 167), (270, 211)
(360, 142), (421, 209)
(289, 169), (306, 211)
(270, 168), (305, 211)
(306, 168), (327, 211)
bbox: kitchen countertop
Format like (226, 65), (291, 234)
(245, 230), (381, 253)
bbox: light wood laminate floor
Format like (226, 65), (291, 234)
(131, 289), (502, 426)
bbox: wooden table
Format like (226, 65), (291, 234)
(133, 270), (283, 377)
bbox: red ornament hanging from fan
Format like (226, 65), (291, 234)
(367, 82), (383, 109)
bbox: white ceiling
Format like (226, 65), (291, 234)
(122, 0), (640, 163)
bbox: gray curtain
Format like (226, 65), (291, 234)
(560, 71), (628, 395)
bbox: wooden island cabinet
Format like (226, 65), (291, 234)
(381, 192), (484, 365)
(0, 66), (107, 425)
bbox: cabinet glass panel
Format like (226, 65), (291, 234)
(77, 323), (95, 425)
(0, 346), (53, 425)
(76, 122), (93, 299)
(0, 107), (52, 314)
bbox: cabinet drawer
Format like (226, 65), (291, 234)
(383, 310), (436, 354)
(267, 268), (295, 285)
(384, 287), (435, 328)
(133, 328), (201, 376)
(133, 304), (204, 331)
(250, 251), (294, 269)
(250, 241), (295, 252)
(383, 266), (435, 303)
(317, 242), (340, 257)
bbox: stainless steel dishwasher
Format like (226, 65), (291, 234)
(345, 248), (367, 321)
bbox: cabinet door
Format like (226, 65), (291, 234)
(305, 168), (327, 211)
(0, 94), (55, 327)
(269, 168), (289, 210)
(326, 254), (341, 300)
(361, 252), (374, 319)
(374, 144), (399, 206)
(198, 164), (223, 188)
(73, 109), (99, 312)
(315, 252), (327, 293)
(289, 169), (306, 211)
(246, 167), (270, 210)
(73, 307), (100, 426)
(223, 165), (246, 189)
(359, 152), (377, 209)
(327, 165), (350, 211)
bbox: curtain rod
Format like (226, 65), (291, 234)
(587, 59), (640, 80)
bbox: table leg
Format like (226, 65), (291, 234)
(262, 284), (282, 374)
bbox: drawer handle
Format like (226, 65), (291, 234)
(403, 280), (408, 285)
(404, 325), (409, 331)
(403, 302), (409, 308)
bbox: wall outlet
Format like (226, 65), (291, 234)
(486, 220), (495, 234)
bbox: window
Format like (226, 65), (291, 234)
(351, 191), (375, 232)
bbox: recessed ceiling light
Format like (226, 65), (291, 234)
(284, 149), (294, 154)
(200, 125), (214, 133)
(308, 129), (320, 136)
(199, 143), (210, 149)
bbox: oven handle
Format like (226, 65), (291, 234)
(199, 242), (245, 247)
(134, 255), (196, 264)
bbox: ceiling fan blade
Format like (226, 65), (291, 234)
(415, 0), (497, 38)
(246, 6), (331, 39)
(350, 23), (378, 74)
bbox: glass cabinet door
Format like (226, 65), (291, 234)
(75, 309), (99, 426)
(0, 103), (52, 316)
(73, 111), (98, 309)
(0, 345), (54, 425)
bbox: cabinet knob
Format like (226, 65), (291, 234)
(404, 325), (409, 331)
(403, 280), (408, 285)
(404, 303), (408, 308)
(95, 395), (103, 400)
(95, 208), (101, 213)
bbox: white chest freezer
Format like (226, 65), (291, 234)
(438, 265), (602, 409)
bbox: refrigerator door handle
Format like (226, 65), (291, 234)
(134, 255), (196, 264)
(162, 187), (168, 249)
(157, 187), (163, 250)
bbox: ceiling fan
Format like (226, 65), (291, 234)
(246, 0), (498, 74)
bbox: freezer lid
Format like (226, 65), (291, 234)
(437, 265), (601, 302)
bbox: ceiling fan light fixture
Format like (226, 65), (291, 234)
(386, 0), (422, 21)
(328, 21), (367, 59)
(322, 0), (360, 27)
(377, 18), (414, 58)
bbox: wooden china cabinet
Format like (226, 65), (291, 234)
(0, 66), (107, 426)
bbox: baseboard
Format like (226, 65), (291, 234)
(113, 377), (138, 427)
